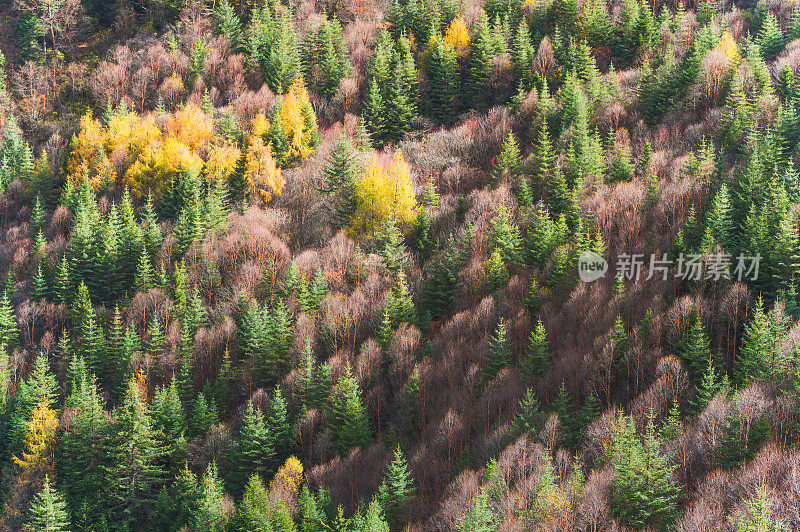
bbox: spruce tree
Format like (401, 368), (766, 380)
(27, 475), (71, 532)
(677, 307), (712, 387)
(533, 121), (555, 192)
(485, 317), (511, 380)
(493, 131), (522, 183)
(194, 462), (226, 531)
(329, 365), (371, 454)
(232, 475), (271, 531)
(376, 446), (415, 531)
(190, 393), (218, 438)
(266, 385), (292, 461)
(523, 318), (550, 376)
(426, 38), (458, 123)
(0, 290), (18, 350)
(490, 204), (523, 266)
(456, 489), (498, 531)
(511, 387), (543, 437)
(103, 379), (165, 529)
(319, 137), (361, 230)
(467, 12), (494, 110)
(553, 381), (580, 448)
(610, 414), (681, 529)
(758, 12), (784, 61)
(693, 357), (721, 412)
(213, 0), (243, 50)
(736, 298), (775, 387)
(226, 401), (274, 496)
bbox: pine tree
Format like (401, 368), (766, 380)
(27, 475), (71, 532)
(104, 379), (165, 529)
(736, 298), (775, 387)
(533, 121), (555, 191)
(511, 387), (543, 437)
(376, 446), (415, 531)
(610, 414), (682, 529)
(677, 307), (712, 386)
(485, 317), (511, 380)
(426, 38), (458, 123)
(490, 203), (523, 265)
(226, 401), (274, 496)
(319, 137), (361, 230)
(523, 318), (550, 375)
(329, 365), (371, 454)
(267, 385), (292, 461)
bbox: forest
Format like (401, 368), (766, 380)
(0, 0), (798, 529)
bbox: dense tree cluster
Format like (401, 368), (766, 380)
(3, 0), (800, 529)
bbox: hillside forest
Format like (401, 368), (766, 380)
(1, 0), (800, 529)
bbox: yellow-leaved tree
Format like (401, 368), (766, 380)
(12, 402), (58, 470)
(444, 17), (471, 58)
(65, 104), (216, 198)
(65, 112), (116, 190)
(280, 77), (319, 166)
(350, 150), (417, 236)
(204, 141), (241, 183)
(270, 456), (304, 497)
(245, 135), (284, 204)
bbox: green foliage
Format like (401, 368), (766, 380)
(610, 413), (682, 529)
(456, 489), (498, 531)
(27, 475), (72, 532)
(512, 388), (544, 437)
(319, 137), (362, 230)
(226, 401), (275, 497)
(213, 0), (243, 50)
(425, 38), (458, 124)
(302, 18), (351, 99)
(377, 446), (415, 530)
(490, 204), (523, 265)
(248, 3), (300, 94)
(731, 483), (788, 531)
(328, 365), (371, 454)
(677, 307), (712, 387)
(523, 318), (550, 376)
(717, 403), (771, 469)
(485, 317), (511, 380)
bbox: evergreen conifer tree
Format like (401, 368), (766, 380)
(27, 475), (71, 532)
